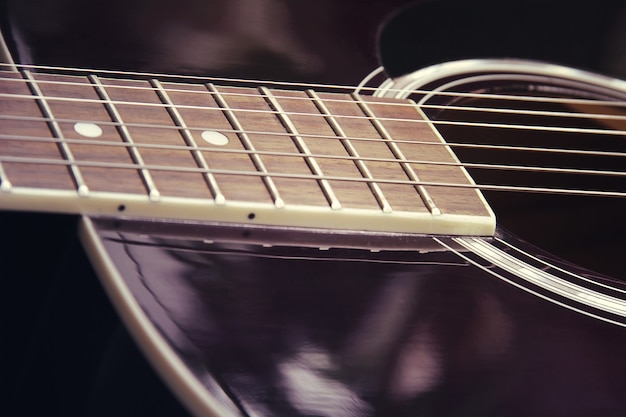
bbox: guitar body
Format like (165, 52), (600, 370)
(2, 1), (626, 416)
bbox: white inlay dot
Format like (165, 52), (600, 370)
(74, 122), (103, 138)
(201, 130), (229, 146)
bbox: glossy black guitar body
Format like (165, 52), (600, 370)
(85, 217), (626, 417)
(2, 1), (626, 416)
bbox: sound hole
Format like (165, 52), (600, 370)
(427, 81), (626, 280)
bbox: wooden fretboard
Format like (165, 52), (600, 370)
(0, 69), (495, 236)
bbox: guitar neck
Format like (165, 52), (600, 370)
(0, 67), (495, 236)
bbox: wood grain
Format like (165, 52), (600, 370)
(0, 70), (491, 221)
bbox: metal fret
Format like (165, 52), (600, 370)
(206, 83), (285, 208)
(0, 162), (11, 191)
(0, 60), (11, 190)
(306, 89), (392, 213)
(22, 70), (89, 195)
(351, 93), (441, 216)
(259, 87), (342, 210)
(151, 79), (226, 205)
(88, 75), (160, 201)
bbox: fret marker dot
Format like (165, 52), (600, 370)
(201, 131), (229, 146)
(74, 122), (103, 138)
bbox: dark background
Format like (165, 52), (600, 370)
(4, 0), (626, 82)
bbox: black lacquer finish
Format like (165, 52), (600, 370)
(93, 218), (626, 417)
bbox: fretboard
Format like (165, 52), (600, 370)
(0, 69), (495, 236)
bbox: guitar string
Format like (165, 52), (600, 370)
(4, 68), (626, 143)
(1, 62), (390, 94)
(3, 130), (623, 160)
(5, 72), (626, 113)
(2, 127), (623, 196)
(3, 90), (626, 144)
(2, 112), (625, 161)
(4, 62), (626, 109)
(1, 132), (624, 180)
(1, 153), (623, 198)
(0, 111), (624, 180)
(3, 73), (626, 123)
(1, 66), (624, 193)
(5, 88), (626, 137)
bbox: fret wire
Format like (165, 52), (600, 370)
(151, 79), (226, 205)
(0, 70), (11, 191)
(206, 83), (285, 208)
(3, 132), (624, 178)
(5, 89), (626, 138)
(0, 161), (11, 191)
(3, 112), (626, 159)
(21, 70), (89, 195)
(305, 89), (392, 213)
(88, 74), (160, 201)
(5, 62), (626, 110)
(2, 154), (623, 199)
(259, 87), (341, 210)
(351, 93), (441, 215)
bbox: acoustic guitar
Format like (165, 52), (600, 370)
(2, 2), (626, 416)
